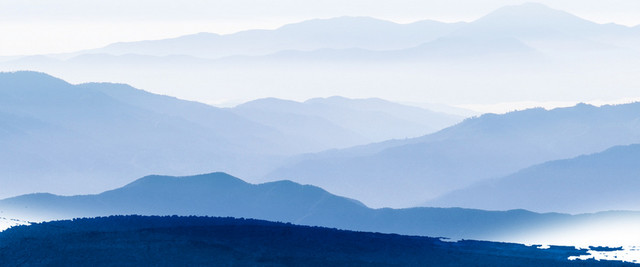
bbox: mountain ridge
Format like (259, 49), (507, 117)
(231, 95), (462, 144)
(266, 102), (640, 208)
(427, 143), (640, 213)
(0, 71), (461, 199)
(3, 3), (639, 106)
(78, 16), (465, 59)
(56, 3), (640, 60)
(3, 172), (640, 246)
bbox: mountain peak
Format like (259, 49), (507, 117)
(121, 172), (246, 190)
(502, 2), (556, 10)
(447, 2), (598, 40)
(490, 2), (569, 16)
(0, 71), (71, 89)
(234, 97), (303, 110)
(478, 2), (593, 27)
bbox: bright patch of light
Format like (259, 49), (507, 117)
(0, 217), (30, 232)
(569, 246), (640, 264)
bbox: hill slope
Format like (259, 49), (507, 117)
(3, 172), (640, 246)
(78, 17), (464, 58)
(428, 144), (640, 213)
(267, 103), (640, 208)
(0, 71), (458, 198)
(0, 71), (303, 197)
(230, 96), (462, 147)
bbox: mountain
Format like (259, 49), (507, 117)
(76, 82), (281, 151)
(230, 96), (462, 148)
(68, 4), (639, 59)
(266, 103), (640, 208)
(2, 4), (639, 106)
(0, 172), (369, 226)
(3, 172), (640, 247)
(0, 71), (463, 198)
(0, 71), (294, 198)
(383, 3), (640, 61)
(73, 17), (464, 59)
(231, 98), (367, 151)
(451, 3), (609, 39)
(441, 3), (639, 52)
(2, 216), (619, 266)
(427, 144), (640, 213)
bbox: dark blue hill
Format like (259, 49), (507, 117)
(0, 215), (626, 266)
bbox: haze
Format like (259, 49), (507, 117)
(1, 0), (639, 56)
(2, 2), (640, 264)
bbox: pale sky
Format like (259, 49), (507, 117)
(1, 0), (639, 56)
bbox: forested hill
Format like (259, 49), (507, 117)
(0, 216), (629, 266)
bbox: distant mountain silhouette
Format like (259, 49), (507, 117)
(1, 216), (620, 266)
(230, 96), (462, 147)
(59, 4), (639, 60)
(453, 3), (611, 39)
(460, 3), (640, 50)
(0, 173), (369, 228)
(0, 71), (290, 198)
(3, 172), (640, 246)
(0, 72), (454, 198)
(427, 144), (640, 213)
(2, 4), (639, 106)
(267, 103), (640, 208)
(76, 17), (464, 59)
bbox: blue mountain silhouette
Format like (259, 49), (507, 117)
(3, 172), (640, 245)
(428, 144), (640, 213)
(231, 96), (461, 147)
(0, 71), (453, 199)
(78, 17), (464, 59)
(267, 103), (640, 208)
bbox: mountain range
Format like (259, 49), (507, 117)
(4, 71), (640, 214)
(427, 144), (640, 213)
(267, 102), (640, 208)
(230, 96), (461, 144)
(0, 71), (455, 198)
(1, 3), (638, 106)
(46, 3), (640, 60)
(72, 16), (466, 59)
(0, 71), (278, 197)
(2, 172), (640, 247)
(4, 71), (640, 212)
(2, 2), (640, 264)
